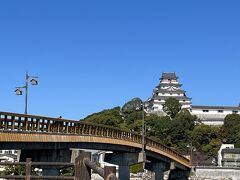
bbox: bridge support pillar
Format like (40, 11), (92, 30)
(20, 149), (72, 162)
(42, 167), (60, 176)
(169, 169), (190, 180)
(104, 152), (139, 180)
(146, 162), (166, 180)
(118, 164), (130, 180)
(20, 149), (72, 176)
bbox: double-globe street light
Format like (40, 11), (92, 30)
(15, 72), (38, 114)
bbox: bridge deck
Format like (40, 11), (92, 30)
(0, 111), (190, 168)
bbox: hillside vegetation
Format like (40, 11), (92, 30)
(82, 97), (240, 164)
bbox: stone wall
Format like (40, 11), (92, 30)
(190, 167), (240, 180)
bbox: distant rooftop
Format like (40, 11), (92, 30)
(222, 148), (240, 154)
(192, 105), (240, 110)
(161, 72), (178, 80)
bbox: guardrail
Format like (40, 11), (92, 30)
(0, 111), (190, 167)
(0, 151), (118, 180)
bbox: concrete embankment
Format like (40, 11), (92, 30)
(189, 166), (240, 180)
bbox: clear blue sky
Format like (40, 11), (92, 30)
(0, 1), (240, 120)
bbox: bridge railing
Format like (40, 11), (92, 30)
(0, 151), (118, 180)
(0, 111), (189, 166)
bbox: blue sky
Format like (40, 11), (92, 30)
(0, 1), (240, 120)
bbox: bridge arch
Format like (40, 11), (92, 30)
(0, 111), (190, 169)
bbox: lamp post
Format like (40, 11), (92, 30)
(139, 100), (150, 172)
(141, 103), (145, 154)
(15, 72), (38, 114)
(187, 141), (195, 167)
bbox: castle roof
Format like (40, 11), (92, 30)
(155, 88), (186, 94)
(152, 95), (192, 101)
(161, 72), (178, 80)
(156, 83), (182, 88)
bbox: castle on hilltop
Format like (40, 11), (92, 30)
(148, 72), (240, 125)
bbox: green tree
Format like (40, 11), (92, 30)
(168, 109), (197, 152)
(162, 98), (181, 119)
(60, 167), (74, 176)
(1, 165), (25, 176)
(1, 165), (40, 176)
(130, 163), (143, 173)
(147, 115), (172, 146)
(124, 111), (142, 126)
(127, 119), (142, 132)
(82, 107), (123, 128)
(222, 114), (240, 147)
(190, 125), (222, 158)
(121, 98), (142, 113)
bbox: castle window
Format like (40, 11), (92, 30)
(218, 110), (224, 113)
(203, 110), (209, 112)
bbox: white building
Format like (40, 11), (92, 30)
(148, 72), (192, 114)
(149, 72), (240, 125)
(0, 150), (18, 172)
(217, 144), (234, 167)
(0, 150), (18, 161)
(92, 151), (118, 169)
(191, 106), (240, 126)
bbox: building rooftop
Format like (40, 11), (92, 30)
(157, 83), (182, 88)
(161, 72), (178, 80)
(155, 88), (186, 94)
(152, 95), (192, 101)
(222, 148), (240, 154)
(192, 105), (240, 110)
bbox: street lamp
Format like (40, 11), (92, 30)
(187, 141), (196, 167)
(138, 100), (150, 171)
(15, 72), (38, 114)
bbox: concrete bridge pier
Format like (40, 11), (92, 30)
(105, 152), (140, 180)
(42, 167), (60, 176)
(169, 169), (190, 180)
(20, 149), (72, 176)
(146, 162), (167, 180)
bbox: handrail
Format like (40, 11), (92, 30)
(0, 111), (190, 167)
(0, 152), (118, 180)
(84, 158), (118, 180)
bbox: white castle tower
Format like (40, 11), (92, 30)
(148, 72), (240, 125)
(148, 72), (192, 113)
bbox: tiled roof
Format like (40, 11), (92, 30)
(153, 95), (192, 101)
(161, 72), (178, 80)
(158, 83), (182, 87)
(156, 89), (186, 94)
(222, 148), (240, 154)
(192, 105), (240, 110)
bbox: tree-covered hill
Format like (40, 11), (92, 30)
(81, 97), (240, 165)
